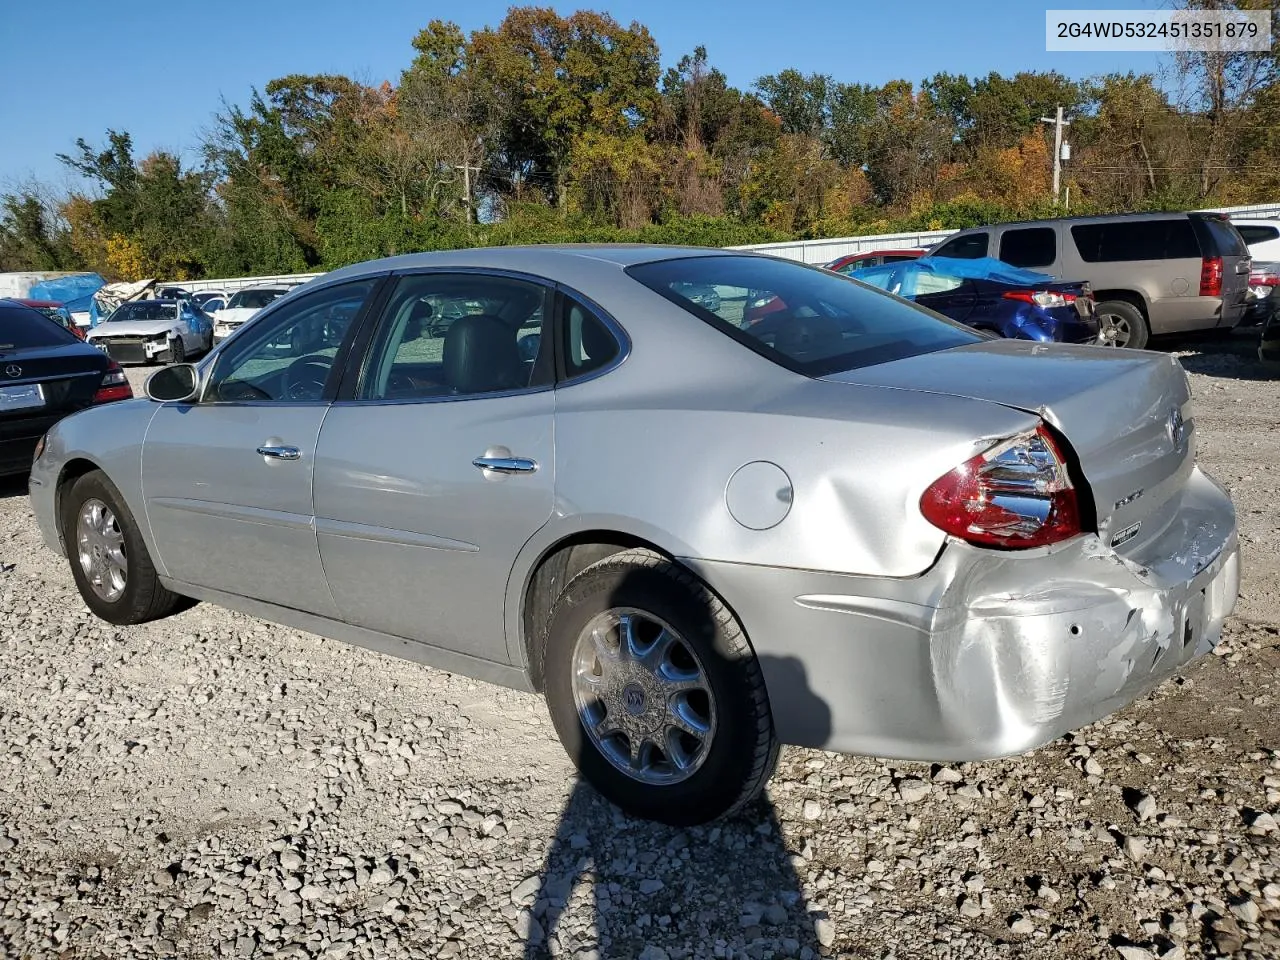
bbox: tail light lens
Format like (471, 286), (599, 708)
(1002, 290), (1077, 308)
(93, 362), (133, 404)
(1200, 256), (1224, 297)
(920, 425), (1081, 549)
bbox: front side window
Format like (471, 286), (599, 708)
(932, 233), (989, 259)
(205, 279), (375, 402)
(628, 255), (980, 375)
(999, 227), (1057, 268)
(359, 274), (549, 401)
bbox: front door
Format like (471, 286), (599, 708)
(142, 278), (379, 615)
(313, 272), (555, 663)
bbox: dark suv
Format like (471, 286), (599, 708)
(930, 212), (1252, 348)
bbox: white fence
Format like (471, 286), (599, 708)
(179, 273), (324, 294)
(729, 202), (1280, 265)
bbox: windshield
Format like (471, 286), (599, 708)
(0, 302), (79, 350)
(227, 288), (286, 309)
(109, 301), (177, 322)
(627, 255), (981, 375)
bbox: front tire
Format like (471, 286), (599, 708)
(543, 549), (779, 825)
(60, 470), (186, 625)
(169, 335), (186, 365)
(1096, 300), (1149, 349)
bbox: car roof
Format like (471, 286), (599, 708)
(949, 211), (1220, 233)
(315, 244), (745, 285)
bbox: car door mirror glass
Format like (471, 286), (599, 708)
(145, 363), (200, 402)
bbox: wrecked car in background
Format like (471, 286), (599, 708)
(29, 246), (1239, 825)
(847, 256), (1101, 344)
(85, 298), (213, 364)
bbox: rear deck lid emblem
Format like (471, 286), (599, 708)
(4, 364), (20, 378)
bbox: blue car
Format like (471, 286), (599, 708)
(848, 256), (1101, 344)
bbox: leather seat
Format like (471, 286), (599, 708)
(442, 314), (524, 393)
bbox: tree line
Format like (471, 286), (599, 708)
(2, 1), (1277, 281)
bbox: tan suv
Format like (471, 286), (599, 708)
(929, 212), (1252, 348)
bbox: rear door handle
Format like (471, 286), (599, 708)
(257, 444), (301, 461)
(472, 455), (538, 474)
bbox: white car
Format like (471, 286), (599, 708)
(1232, 218), (1280, 261)
(212, 285), (295, 343)
(192, 289), (229, 314)
(86, 298), (213, 365)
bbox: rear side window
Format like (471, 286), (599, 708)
(1237, 224), (1280, 245)
(563, 299), (620, 379)
(932, 233), (989, 259)
(1195, 217), (1248, 257)
(0, 302), (79, 349)
(627, 255), (981, 376)
(1071, 219), (1200, 262)
(999, 227), (1057, 268)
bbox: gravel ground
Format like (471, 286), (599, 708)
(1, 338), (1279, 960)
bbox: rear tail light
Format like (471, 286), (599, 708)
(1002, 290), (1077, 308)
(920, 424), (1081, 549)
(93, 362), (133, 404)
(1200, 256), (1224, 297)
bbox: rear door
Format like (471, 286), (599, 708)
(312, 271), (556, 663)
(997, 226), (1058, 272)
(911, 274), (977, 322)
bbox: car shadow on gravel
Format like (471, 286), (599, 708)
(523, 564), (833, 959)
(1160, 329), (1279, 382)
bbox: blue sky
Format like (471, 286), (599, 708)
(0, 0), (1167, 188)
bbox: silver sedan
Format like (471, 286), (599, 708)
(28, 246), (1240, 825)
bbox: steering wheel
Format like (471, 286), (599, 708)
(283, 356), (333, 401)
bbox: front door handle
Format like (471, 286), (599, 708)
(472, 455), (538, 475)
(257, 444), (301, 461)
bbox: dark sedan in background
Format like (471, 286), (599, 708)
(849, 256), (1101, 344)
(0, 299), (132, 477)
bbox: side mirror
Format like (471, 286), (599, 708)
(145, 363), (200, 403)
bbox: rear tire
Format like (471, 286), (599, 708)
(543, 548), (779, 825)
(1096, 300), (1149, 349)
(60, 470), (186, 625)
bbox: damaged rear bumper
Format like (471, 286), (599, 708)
(684, 466), (1239, 761)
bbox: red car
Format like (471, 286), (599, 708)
(743, 249), (927, 327)
(15, 299), (86, 339)
(823, 248), (927, 275)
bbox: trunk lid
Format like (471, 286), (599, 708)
(825, 339), (1194, 553)
(0, 343), (109, 418)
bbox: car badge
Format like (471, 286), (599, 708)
(4, 364), (20, 378)
(1168, 407), (1186, 448)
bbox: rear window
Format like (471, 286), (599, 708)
(1237, 223), (1280, 245)
(227, 288), (287, 309)
(1195, 216), (1248, 257)
(627, 255), (981, 376)
(932, 233), (989, 259)
(999, 227), (1057, 268)
(0, 302), (79, 349)
(1071, 218), (1201, 262)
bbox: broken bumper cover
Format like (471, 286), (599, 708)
(685, 466), (1240, 762)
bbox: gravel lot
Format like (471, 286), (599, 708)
(2, 338), (1279, 960)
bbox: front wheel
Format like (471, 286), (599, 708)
(60, 470), (187, 625)
(1095, 300), (1149, 349)
(543, 549), (779, 825)
(169, 335), (186, 365)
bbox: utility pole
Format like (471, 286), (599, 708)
(456, 163), (481, 224)
(1039, 106), (1070, 205)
